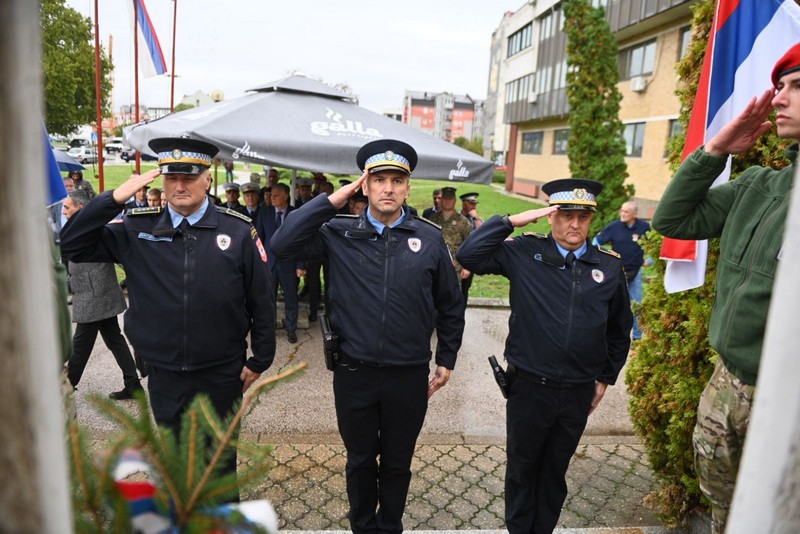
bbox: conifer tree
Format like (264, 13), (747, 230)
(562, 0), (632, 235)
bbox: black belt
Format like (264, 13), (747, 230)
(339, 353), (380, 367)
(508, 364), (591, 389)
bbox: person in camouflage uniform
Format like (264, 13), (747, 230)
(428, 187), (472, 280)
(652, 43), (800, 533)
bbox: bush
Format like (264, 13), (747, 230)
(492, 170), (506, 184)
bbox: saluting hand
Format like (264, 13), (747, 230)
(112, 168), (160, 205)
(328, 170), (368, 209)
(428, 365), (451, 399)
(508, 205), (559, 228)
(704, 89), (774, 157)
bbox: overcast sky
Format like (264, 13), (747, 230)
(65, 0), (519, 114)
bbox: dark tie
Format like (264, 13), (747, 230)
(565, 251), (576, 267)
(179, 217), (190, 233)
(275, 211), (283, 229)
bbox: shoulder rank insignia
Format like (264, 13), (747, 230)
(417, 217), (442, 230)
(596, 245), (621, 258)
(128, 207), (162, 216)
(216, 206), (252, 223)
(334, 214), (359, 219)
(522, 231), (547, 239)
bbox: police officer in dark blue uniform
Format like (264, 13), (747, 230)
(457, 178), (632, 534)
(272, 139), (465, 534)
(60, 137), (276, 480)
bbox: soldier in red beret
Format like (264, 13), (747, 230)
(652, 42), (800, 533)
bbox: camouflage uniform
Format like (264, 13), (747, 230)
(693, 359), (755, 534)
(429, 211), (471, 275)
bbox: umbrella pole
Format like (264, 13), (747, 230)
(290, 169), (297, 207)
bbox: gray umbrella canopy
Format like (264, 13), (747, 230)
(127, 76), (493, 184)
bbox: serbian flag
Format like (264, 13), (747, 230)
(661, 0), (800, 293)
(128, 0), (167, 77)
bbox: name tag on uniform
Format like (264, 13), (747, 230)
(138, 232), (173, 242)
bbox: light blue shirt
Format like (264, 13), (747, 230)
(366, 207), (406, 235)
(167, 197), (209, 228)
(555, 241), (588, 260)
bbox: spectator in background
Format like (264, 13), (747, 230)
(458, 192), (483, 300)
(593, 201), (651, 340)
(222, 182), (248, 215)
(422, 188), (442, 219)
(61, 189), (142, 400)
(125, 184), (149, 211)
(428, 187), (472, 294)
(147, 188), (162, 207)
(295, 178), (314, 208)
(224, 159), (234, 180)
(69, 170), (96, 199)
(241, 182), (262, 219)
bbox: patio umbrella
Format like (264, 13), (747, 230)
(127, 75), (493, 184)
(52, 148), (86, 172)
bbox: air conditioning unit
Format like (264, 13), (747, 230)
(630, 76), (647, 93)
(527, 92), (538, 104)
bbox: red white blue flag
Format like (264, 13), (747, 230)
(129, 0), (167, 78)
(661, 0), (800, 293)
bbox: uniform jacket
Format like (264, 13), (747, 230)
(256, 204), (304, 273)
(428, 211), (471, 273)
(223, 202), (249, 216)
(457, 215), (632, 385)
(271, 194), (465, 369)
(68, 261), (127, 324)
(651, 145), (797, 384)
(60, 191), (275, 373)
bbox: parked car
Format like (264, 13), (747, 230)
(120, 149), (157, 162)
(66, 146), (98, 164)
(105, 138), (125, 153)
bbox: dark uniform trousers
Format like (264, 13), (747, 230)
(69, 317), (139, 389)
(505, 375), (595, 534)
(333, 361), (429, 534)
(147, 358), (244, 483)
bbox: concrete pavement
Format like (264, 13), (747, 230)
(75, 305), (681, 532)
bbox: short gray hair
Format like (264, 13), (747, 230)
(622, 200), (638, 214)
(68, 189), (91, 208)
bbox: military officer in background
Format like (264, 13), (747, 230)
(458, 191), (483, 300)
(60, 137), (276, 481)
(458, 178), (632, 533)
(240, 181), (262, 220)
(222, 181), (249, 215)
(272, 139), (464, 534)
(428, 187), (472, 299)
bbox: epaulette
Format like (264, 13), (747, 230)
(128, 207), (162, 216)
(596, 245), (621, 258)
(216, 206), (252, 223)
(416, 217), (442, 230)
(522, 232), (547, 239)
(335, 214), (358, 219)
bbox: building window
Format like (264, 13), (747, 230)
(592, 0), (607, 6)
(665, 119), (683, 157)
(678, 26), (691, 60)
(505, 74), (535, 103)
(521, 132), (544, 154)
(624, 122), (646, 157)
(507, 23), (532, 58)
(618, 39), (657, 80)
(553, 129), (570, 155)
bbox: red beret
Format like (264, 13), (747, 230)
(772, 43), (800, 88)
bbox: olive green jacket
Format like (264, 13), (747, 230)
(652, 144), (797, 384)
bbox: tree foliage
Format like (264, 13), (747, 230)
(563, 0), (633, 235)
(453, 136), (484, 156)
(41, 0), (113, 135)
(626, 0), (793, 523)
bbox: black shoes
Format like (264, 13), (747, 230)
(287, 331), (298, 343)
(109, 383), (144, 400)
(309, 310), (317, 322)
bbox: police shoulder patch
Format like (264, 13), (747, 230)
(417, 217), (442, 230)
(596, 245), (621, 258)
(216, 206), (252, 223)
(128, 207), (162, 216)
(522, 231), (547, 239)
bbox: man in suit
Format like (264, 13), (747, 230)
(257, 183), (305, 343)
(62, 189), (142, 399)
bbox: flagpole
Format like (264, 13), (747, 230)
(93, 0), (105, 191)
(170, 0), (177, 112)
(133, 0), (141, 174)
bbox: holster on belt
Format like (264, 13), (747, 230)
(319, 313), (341, 371)
(488, 355), (510, 399)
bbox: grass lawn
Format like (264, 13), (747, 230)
(80, 166), (547, 300)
